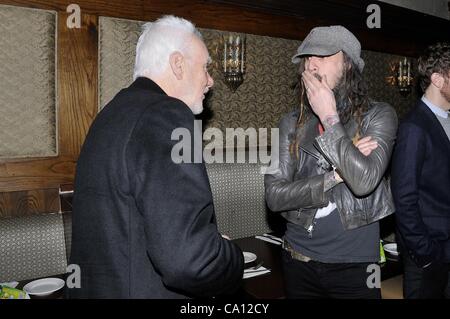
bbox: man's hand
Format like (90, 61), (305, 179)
(302, 71), (338, 128)
(354, 136), (378, 156)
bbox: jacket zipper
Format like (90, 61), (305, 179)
(297, 208), (316, 238)
(298, 146), (321, 239)
(306, 220), (316, 238)
(299, 146), (320, 160)
(362, 197), (369, 222)
(312, 140), (343, 177)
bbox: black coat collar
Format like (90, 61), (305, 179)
(129, 77), (167, 96)
(417, 100), (450, 153)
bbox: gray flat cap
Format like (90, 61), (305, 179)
(292, 25), (365, 72)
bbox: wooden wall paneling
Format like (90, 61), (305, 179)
(0, 0), (145, 20)
(140, 0), (308, 40)
(0, 0), (262, 19)
(0, 11), (98, 195)
(58, 11), (98, 157)
(0, 188), (60, 218)
(0, 0), (305, 40)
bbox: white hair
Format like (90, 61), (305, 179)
(133, 15), (202, 80)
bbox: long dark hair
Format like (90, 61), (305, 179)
(289, 53), (370, 158)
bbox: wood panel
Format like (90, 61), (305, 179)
(0, 188), (60, 218)
(0, 0), (304, 40)
(58, 12), (98, 156)
(0, 156), (75, 191)
(0, 12), (98, 193)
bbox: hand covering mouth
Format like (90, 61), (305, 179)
(313, 73), (322, 82)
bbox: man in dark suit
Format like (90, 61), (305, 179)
(391, 42), (450, 299)
(67, 15), (244, 298)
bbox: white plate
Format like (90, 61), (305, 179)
(23, 278), (65, 296)
(383, 243), (399, 256)
(243, 251), (257, 264)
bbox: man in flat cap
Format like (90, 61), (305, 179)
(265, 25), (398, 298)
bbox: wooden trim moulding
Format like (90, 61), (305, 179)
(1, 0), (449, 56)
(0, 11), (98, 192)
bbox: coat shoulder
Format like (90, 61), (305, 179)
(363, 100), (398, 133)
(367, 100), (398, 120)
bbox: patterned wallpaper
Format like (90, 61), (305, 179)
(199, 30), (299, 136)
(99, 17), (297, 144)
(99, 16), (419, 147)
(0, 5), (57, 159)
(98, 17), (141, 112)
(362, 50), (419, 120)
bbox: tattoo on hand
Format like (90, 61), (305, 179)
(324, 171), (339, 192)
(322, 115), (340, 130)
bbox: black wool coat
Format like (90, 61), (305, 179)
(68, 77), (244, 298)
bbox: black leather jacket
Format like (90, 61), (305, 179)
(264, 101), (398, 232)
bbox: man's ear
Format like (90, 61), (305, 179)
(169, 51), (184, 80)
(430, 72), (444, 89)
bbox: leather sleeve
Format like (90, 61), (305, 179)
(264, 113), (329, 212)
(314, 103), (398, 197)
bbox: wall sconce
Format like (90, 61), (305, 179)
(222, 34), (246, 92)
(386, 57), (414, 96)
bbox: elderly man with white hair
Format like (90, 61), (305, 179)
(68, 15), (244, 299)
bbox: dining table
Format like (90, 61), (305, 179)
(232, 235), (285, 299)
